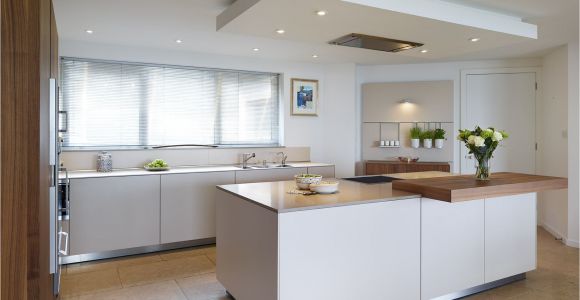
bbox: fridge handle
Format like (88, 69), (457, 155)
(49, 78), (57, 166)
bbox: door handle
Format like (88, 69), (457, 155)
(465, 155), (473, 159)
(58, 231), (69, 256)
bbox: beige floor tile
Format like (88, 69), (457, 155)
(206, 252), (216, 265)
(77, 288), (133, 300)
(118, 255), (215, 287)
(79, 280), (187, 300)
(160, 245), (215, 261)
(67, 254), (162, 275)
(61, 268), (123, 297)
(176, 273), (231, 300)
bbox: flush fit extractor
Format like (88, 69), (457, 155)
(329, 33), (423, 53)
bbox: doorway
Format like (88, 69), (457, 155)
(460, 69), (538, 175)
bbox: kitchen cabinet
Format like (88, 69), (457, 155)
(235, 168), (308, 184)
(161, 171), (235, 244)
(485, 193), (536, 282)
(69, 176), (161, 255)
(421, 198), (485, 300)
(365, 160), (450, 175)
(306, 166), (335, 178)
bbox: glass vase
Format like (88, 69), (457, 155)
(475, 157), (490, 181)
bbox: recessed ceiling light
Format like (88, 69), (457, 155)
(276, 29), (285, 34)
(312, 54), (319, 58)
(420, 49), (429, 53)
(252, 48), (260, 52)
(316, 10), (327, 16)
(175, 39), (183, 44)
(469, 37), (480, 42)
(85, 29), (94, 34)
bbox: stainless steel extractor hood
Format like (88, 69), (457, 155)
(329, 33), (423, 53)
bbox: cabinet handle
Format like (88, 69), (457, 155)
(58, 231), (69, 256)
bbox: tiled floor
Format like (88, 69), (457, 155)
(60, 227), (578, 300)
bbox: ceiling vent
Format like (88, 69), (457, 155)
(329, 33), (423, 53)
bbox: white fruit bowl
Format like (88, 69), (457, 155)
(294, 174), (323, 190)
(309, 181), (339, 194)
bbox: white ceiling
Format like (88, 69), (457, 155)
(53, 0), (578, 65)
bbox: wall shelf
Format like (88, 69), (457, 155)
(368, 121), (454, 149)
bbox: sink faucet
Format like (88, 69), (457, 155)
(242, 153), (256, 169)
(277, 152), (288, 166)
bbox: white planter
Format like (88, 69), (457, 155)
(434, 139), (444, 149)
(411, 139), (420, 149)
(423, 139), (433, 149)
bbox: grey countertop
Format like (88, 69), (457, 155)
(60, 162), (333, 179)
(217, 179), (420, 213)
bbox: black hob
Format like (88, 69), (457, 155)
(343, 175), (401, 184)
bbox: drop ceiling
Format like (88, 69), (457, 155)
(53, 0), (578, 65)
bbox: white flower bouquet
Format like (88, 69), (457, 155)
(457, 126), (509, 180)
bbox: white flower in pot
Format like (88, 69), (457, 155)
(422, 130), (434, 148)
(410, 127), (421, 148)
(434, 128), (446, 149)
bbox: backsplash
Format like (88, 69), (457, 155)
(61, 147), (310, 171)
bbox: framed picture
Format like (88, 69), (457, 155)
(291, 78), (318, 116)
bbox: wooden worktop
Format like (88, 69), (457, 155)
(392, 172), (568, 202)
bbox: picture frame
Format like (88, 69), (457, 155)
(291, 78), (319, 116)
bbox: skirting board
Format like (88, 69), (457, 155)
(538, 223), (579, 248)
(61, 238), (216, 264)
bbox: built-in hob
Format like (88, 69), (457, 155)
(343, 175), (401, 184)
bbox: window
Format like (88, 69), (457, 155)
(60, 58), (280, 148)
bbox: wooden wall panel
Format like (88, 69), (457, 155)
(1, 0), (54, 298)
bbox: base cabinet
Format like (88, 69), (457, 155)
(161, 172), (235, 244)
(70, 176), (161, 255)
(485, 193), (536, 282)
(235, 168), (307, 184)
(421, 198), (485, 300)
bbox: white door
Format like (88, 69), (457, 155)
(461, 72), (536, 174)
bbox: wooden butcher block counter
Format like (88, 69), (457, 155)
(392, 172), (568, 202)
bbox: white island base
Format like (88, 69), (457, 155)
(216, 182), (537, 300)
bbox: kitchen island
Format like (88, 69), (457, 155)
(215, 172), (567, 300)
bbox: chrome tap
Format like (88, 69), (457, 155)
(277, 152), (288, 166)
(242, 153), (256, 169)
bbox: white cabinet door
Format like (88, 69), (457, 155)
(306, 166), (335, 178)
(421, 198), (485, 300)
(235, 168), (307, 184)
(485, 193), (537, 282)
(70, 176), (160, 255)
(279, 198), (420, 300)
(161, 171), (235, 244)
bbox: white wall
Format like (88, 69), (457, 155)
(567, 40), (579, 247)
(60, 40), (357, 177)
(356, 58), (542, 175)
(537, 46), (569, 241)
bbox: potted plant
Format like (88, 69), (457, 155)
(410, 127), (421, 148)
(434, 128), (446, 149)
(422, 130), (434, 148)
(457, 126), (509, 180)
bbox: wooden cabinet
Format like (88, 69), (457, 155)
(421, 198), (485, 300)
(70, 176), (161, 255)
(161, 171), (235, 244)
(235, 168), (308, 184)
(365, 161), (450, 175)
(485, 193), (536, 282)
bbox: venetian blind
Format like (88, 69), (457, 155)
(60, 58), (280, 148)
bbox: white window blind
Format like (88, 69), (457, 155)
(60, 58), (280, 148)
